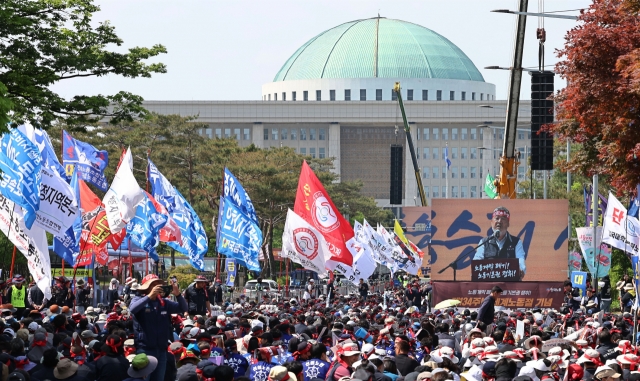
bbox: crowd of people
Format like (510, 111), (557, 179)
(0, 271), (635, 381)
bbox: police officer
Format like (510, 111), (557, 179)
(184, 275), (210, 318)
(6, 275), (28, 318)
(130, 274), (187, 381)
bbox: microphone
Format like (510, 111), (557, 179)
(493, 230), (501, 240)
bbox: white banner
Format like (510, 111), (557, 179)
(282, 209), (330, 278)
(0, 195), (52, 299)
(103, 148), (145, 234)
(35, 167), (78, 236)
(602, 192), (640, 256)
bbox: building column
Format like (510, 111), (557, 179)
(403, 123), (418, 206)
(328, 123), (341, 179)
(252, 123), (264, 149)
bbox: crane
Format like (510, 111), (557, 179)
(393, 82), (428, 206)
(495, 0), (528, 199)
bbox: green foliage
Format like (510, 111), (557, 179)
(0, 0), (167, 127)
(0, 82), (12, 130)
(48, 114), (393, 276)
(168, 265), (200, 289)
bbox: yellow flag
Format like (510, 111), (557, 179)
(394, 220), (410, 246)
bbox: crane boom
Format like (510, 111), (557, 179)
(496, 0), (527, 199)
(394, 82), (427, 206)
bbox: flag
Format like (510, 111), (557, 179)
(484, 173), (498, 199)
(75, 179), (111, 266)
(575, 226), (611, 277)
(147, 193), (181, 243)
(166, 189), (208, 271)
(15, 125), (78, 236)
(148, 159), (184, 214)
(601, 192), (640, 256)
(0, 129), (42, 229)
(126, 193), (168, 262)
(223, 168), (258, 224)
(294, 160), (354, 267)
(393, 220), (420, 275)
(148, 159), (207, 269)
(103, 148), (145, 234)
(629, 184), (640, 219)
(35, 167), (79, 236)
(0, 195), (52, 299)
(62, 130), (109, 191)
(281, 209), (330, 277)
(53, 169), (82, 266)
(217, 196), (261, 273)
(362, 220), (394, 266)
(444, 146), (452, 169)
(345, 238), (377, 284)
(584, 185), (608, 227)
(226, 259), (237, 287)
(17, 125), (66, 179)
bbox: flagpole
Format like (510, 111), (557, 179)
(145, 149), (151, 277)
(8, 246), (16, 279)
(445, 142), (449, 199)
(592, 174), (598, 291)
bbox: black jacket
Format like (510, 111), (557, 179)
(394, 354), (420, 377)
(477, 295), (496, 325)
(480, 233), (520, 259)
(184, 285), (208, 314)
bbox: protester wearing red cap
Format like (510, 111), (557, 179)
(130, 274), (187, 381)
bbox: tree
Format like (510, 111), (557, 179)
(52, 115), (394, 277)
(550, 0), (640, 194)
(0, 0), (167, 129)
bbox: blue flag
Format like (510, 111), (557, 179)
(0, 129), (42, 229)
(126, 194), (168, 262)
(62, 131), (109, 191)
(629, 184), (640, 219)
(164, 189), (208, 271)
(444, 146), (452, 169)
(34, 129), (66, 180)
(223, 168), (258, 224)
(226, 259), (237, 287)
(148, 159), (208, 270)
(53, 169), (82, 265)
(217, 196), (262, 273)
(148, 159), (181, 213)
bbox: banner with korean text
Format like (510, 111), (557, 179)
(432, 281), (565, 309)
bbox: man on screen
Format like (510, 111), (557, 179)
(473, 206), (527, 279)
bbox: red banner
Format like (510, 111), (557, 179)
(432, 281), (565, 309)
(294, 160), (354, 266)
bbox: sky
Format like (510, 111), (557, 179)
(50, 0), (592, 101)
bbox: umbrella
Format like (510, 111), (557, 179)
(434, 299), (461, 309)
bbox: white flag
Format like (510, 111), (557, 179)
(345, 238), (376, 284)
(0, 195), (52, 299)
(35, 167), (79, 236)
(282, 209), (331, 277)
(602, 192), (640, 256)
(103, 148), (145, 234)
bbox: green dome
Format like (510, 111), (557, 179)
(273, 18), (484, 82)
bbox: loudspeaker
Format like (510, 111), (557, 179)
(390, 145), (403, 205)
(530, 71), (555, 170)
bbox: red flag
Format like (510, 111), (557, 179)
(293, 161), (354, 266)
(146, 191), (181, 242)
(78, 180), (112, 249)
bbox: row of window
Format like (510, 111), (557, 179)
(264, 89), (494, 101)
(416, 127), (531, 141)
(425, 185), (479, 198)
(205, 128), (251, 140)
(297, 147), (325, 158)
(422, 166), (482, 179)
(263, 128), (326, 141)
(422, 147), (482, 160)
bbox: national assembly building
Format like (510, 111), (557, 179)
(142, 17), (532, 207)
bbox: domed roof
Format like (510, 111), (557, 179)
(273, 17), (484, 82)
